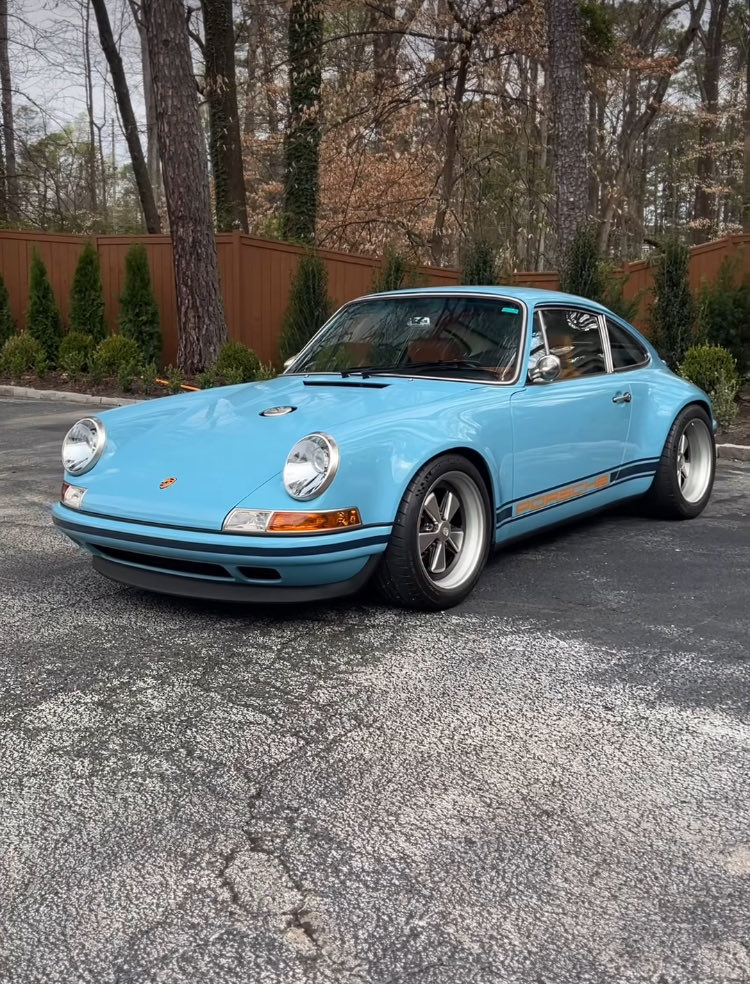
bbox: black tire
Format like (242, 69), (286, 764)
(375, 454), (492, 611)
(648, 404), (715, 519)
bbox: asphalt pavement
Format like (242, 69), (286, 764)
(1, 395), (749, 984)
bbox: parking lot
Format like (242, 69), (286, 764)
(1, 395), (749, 984)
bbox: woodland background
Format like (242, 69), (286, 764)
(0, 0), (748, 371)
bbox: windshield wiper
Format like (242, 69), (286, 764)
(340, 360), (488, 378)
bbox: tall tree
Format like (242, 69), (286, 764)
(693, 0), (731, 242)
(200, 0), (248, 232)
(0, 0), (17, 222)
(129, 0), (163, 215)
(142, 0), (228, 371)
(544, 0), (588, 263)
(282, 0), (323, 244)
(744, 12), (750, 233)
(91, 0), (162, 233)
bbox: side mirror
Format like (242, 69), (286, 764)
(283, 355), (297, 371)
(528, 353), (561, 384)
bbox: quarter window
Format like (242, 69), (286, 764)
(531, 307), (607, 379)
(607, 318), (649, 370)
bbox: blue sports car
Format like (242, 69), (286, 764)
(52, 287), (716, 610)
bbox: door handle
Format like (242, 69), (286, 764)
(612, 392), (632, 404)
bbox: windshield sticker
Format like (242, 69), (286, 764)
(502, 307), (519, 314)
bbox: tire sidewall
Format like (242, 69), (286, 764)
(658, 405), (716, 518)
(393, 454), (492, 607)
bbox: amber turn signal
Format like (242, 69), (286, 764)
(267, 508), (362, 533)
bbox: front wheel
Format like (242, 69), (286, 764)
(648, 404), (715, 519)
(375, 455), (491, 610)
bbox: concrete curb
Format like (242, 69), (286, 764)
(0, 384), (142, 407)
(717, 443), (750, 462)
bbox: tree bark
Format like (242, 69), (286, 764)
(282, 0), (323, 244)
(129, 0), (163, 216)
(143, 0), (228, 371)
(545, 0), (589, 264)
(201, 0), (248, 232)
(744, 17), (750, 233)
(91, 0), (162, 233)
(693, 0), (730, 243)
(0, 0), (17, 222)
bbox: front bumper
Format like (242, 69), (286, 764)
(51, 503), (391, 603)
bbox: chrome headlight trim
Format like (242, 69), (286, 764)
(62, 417), (106, 476)
(282, 432), (340, 501)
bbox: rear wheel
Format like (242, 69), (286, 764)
(649, 405), (715, 519)
(376, 455), (491, 610)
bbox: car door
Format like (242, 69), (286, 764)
(506, 303), (633, 531)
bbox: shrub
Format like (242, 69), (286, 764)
(0, 272), (14, 348)
(213, 340), (261, 384)
(70, 241), (107, 343)
(0, 333), (46, 378)
(196, 368), (218, 390)
(118, 243), (161, 365)
(255, 362), (278, 380)
(91, 334), (142, 380)
(460, 239), (499, 286)
(59, 331), (95, 377)
(679, 344), (740, 429)
(600, 264), (645, 323)
(696, 257), (750, 373)
(27, 250), (64, 365)
(651, 239), (696, 369)
(559, 225), (604, 301)
(164, 364), (184, 394)
(373, 249), (413, 293)
(139, 362), (158, 395)
(278, 251), (333, 362)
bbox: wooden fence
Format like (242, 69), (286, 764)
(0, 229), (748, 365)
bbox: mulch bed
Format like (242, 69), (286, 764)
(2, 372), (750, 446)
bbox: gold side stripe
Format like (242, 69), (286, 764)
(515, 473), (609, 517)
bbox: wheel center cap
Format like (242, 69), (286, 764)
(439, 522), (451, 539)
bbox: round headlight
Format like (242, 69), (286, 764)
(62, 417), (106, 476)
(283, 433), (339, 500)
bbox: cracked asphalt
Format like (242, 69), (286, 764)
(1, 395), (750, 984)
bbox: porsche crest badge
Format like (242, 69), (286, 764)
(159, 477), (177, 489)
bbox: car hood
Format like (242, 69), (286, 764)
(76, 374), (475, 529)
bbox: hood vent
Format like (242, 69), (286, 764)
(302, 379), (389, 389)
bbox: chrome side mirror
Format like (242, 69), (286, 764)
(528, 353), (561, 384)
(283, 355), (297, 371)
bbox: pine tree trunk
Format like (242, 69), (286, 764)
(744, 22), (750, 234)
(0, 0), (17, 222)
(201, 0), (248, 232)
(282, 0), (323, 245)
(693, 0), (729, 244)
(143, 0), (228, 372)
(92, 0), (162, 233)
(545, 0), (588, 263)
(129, 0), (163, 216)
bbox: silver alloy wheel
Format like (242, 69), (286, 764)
(417, 470), (486, 590)
(676, 417), (714, 503)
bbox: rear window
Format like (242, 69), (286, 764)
(607, 318), (649, 370)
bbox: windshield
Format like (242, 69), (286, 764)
(286, 294), (525, 382)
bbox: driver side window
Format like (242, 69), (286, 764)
(531, 307), (607, 380)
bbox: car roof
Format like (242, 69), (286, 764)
(369, 285), (613, 314)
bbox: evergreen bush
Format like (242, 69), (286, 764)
(679, 344), (739, 429)
(373, 250), (413, 292)
(91, 334), (142, 380)
(118, 244), (161, 366)
(278, 252), (333, 362)
(696, 257), (750, 373)
(59, 331), (95, 377)
(559, 225), (604, 301)
(213, 340), (261, 384)
(70, 242), (108, 343)
(27, 250), (64, 365)
(650, 239), (696, 369)
(1, 333), (47, 378)
(460, 240), (499, 286)
(0, 272), (14, 348)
